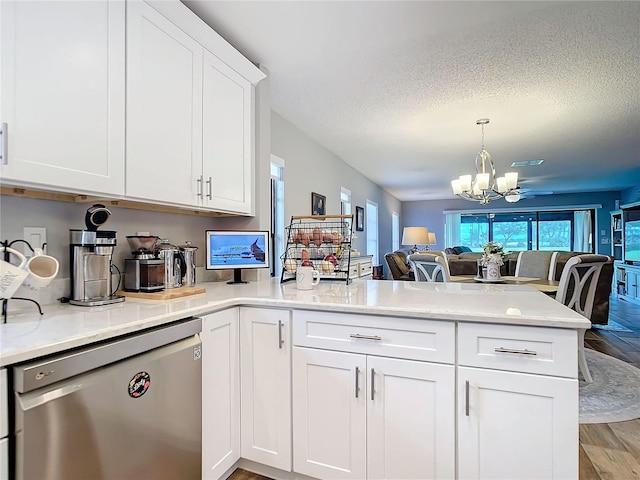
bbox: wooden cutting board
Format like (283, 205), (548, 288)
(116, 286), (206, 300)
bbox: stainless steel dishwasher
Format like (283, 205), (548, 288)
(12, 317), (202, 480)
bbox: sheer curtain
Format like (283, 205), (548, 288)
(573, 210), (592, 252)
(444, 213), (461, 248)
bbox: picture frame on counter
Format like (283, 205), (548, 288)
(312, 192), (326, 215)
(356, 206), (364, 231)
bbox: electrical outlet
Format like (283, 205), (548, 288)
(23, 227), (47, 257)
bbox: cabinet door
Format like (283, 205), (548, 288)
(126, 0), (202, 206)
(627, 271), (639, 301)
(201, 309), (240, 480)
(239, 308), (291, 470)
(367, 356), (455, 480)
(293, 346), (367, 480)
(202, 49), (253, 214)
(458, 366), (578, 480)
(0, 0), (125, 195)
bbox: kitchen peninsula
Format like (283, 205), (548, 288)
(1, 279), (588, 479)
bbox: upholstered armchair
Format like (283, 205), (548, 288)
(384, 251), (412, 281)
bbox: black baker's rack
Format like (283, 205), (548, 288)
(1, 239), (44, 324)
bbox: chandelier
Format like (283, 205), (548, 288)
(451, 119), (519, 204)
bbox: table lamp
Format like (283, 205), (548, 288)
(426, 232), (437, 250)
(402, 227), (429, 254)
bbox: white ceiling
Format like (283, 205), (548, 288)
(183, 0), (640, 202)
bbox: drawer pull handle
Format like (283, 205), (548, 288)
(495, 347), (537, 356)
(278, 320), (284, 349)
(465, 380), (470, 416)
(1, 123), (7, 165)
(355, 366), (360, 398)
(197, 175), (204, 198)
(350, 334), (382, 341)
(370, 368), (375, 401)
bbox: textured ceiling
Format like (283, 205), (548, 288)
(183, 0), (640, 201)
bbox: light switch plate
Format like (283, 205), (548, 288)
(23, 227), (47, 257)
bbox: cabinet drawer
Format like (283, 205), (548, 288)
(292, 310), (455, 363)
(348, 263), (359, 278)
(458, 323), (577, 378)
(358, 261), (373, 277)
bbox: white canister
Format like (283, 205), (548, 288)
(486, 261), (501, 281)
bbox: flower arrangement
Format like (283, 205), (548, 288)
(480, 241), (506, 266)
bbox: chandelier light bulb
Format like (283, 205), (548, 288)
(476, 173), (490, 190)
(496, 176), (507, 193)
(451, 179), (462, 195)
(459, 175), (472, 191)
(505, 172), (519, 190)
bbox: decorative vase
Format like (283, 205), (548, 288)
(486, 261), (501, 281)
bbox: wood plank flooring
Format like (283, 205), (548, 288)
(230, 295), (640, 480)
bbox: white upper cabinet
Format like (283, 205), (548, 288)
(202, 50), (253, 214)
(126, 0), (202, 206)
(0, 0), (125, 195)
(126, 0), (264, 215)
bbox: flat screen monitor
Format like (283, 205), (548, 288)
(624, 220), (640, 263)
(205, 230), (270, 284)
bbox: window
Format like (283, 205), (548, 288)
(270, 157), (285, 277)
(366, 200), (379, 264)
(392, 211), (400, 251)
(449, 209), (592, 253)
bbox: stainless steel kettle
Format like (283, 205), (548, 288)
(178, 241), (198, 287)
(155, 239), (185, 289)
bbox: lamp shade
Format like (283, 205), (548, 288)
(427, 232), (437, 245)
(402, 227), (429, 246)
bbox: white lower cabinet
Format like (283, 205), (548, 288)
(293, 347), (455, 480)
(201, 309), (240, 479)
(239, 307), (292, 471)
(1, 368), (7, 480)
(458, 367), (578, 480)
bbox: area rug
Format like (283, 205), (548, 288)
(579, 349), (640, 424)
(591, 320), (633, 332)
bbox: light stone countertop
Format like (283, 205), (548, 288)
(0, 278), (590, 367)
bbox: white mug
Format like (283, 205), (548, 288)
(296, 266), (320, 290)
(23, 248), (59, 290)
(0, 247), (29, 299)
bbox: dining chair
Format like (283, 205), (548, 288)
(408, 253), (451, 283)
(514, 250), (555, 278)
(384, 252), (412, 281)
(555, 254), (613, 383)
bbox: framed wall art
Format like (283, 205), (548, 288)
(356, 206), (364, 231)
(311, 192), (326, 215)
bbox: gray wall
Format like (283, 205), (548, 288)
(271, 112), (401, 262)
(402, 191), (621, 255)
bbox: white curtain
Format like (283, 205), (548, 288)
(573, 210), (592, 252)
(444, 213), (461, 248)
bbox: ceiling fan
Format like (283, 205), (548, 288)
(504, 187), (554, 203)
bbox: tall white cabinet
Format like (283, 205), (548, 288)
(126, 0), (263, 215)
(239, 307), (292, 471)
(201, 309), (240, 480)
(0, 0), (125, 195)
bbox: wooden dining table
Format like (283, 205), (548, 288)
(449, 275), (560, 295)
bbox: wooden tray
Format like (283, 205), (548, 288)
(116, 286), (206, 300)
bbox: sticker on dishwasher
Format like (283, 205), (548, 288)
(128, 372), (151, 398)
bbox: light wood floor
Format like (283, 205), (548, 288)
(230, 295), (640, 480)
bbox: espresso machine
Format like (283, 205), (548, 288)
(69, 205), (125, 306)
